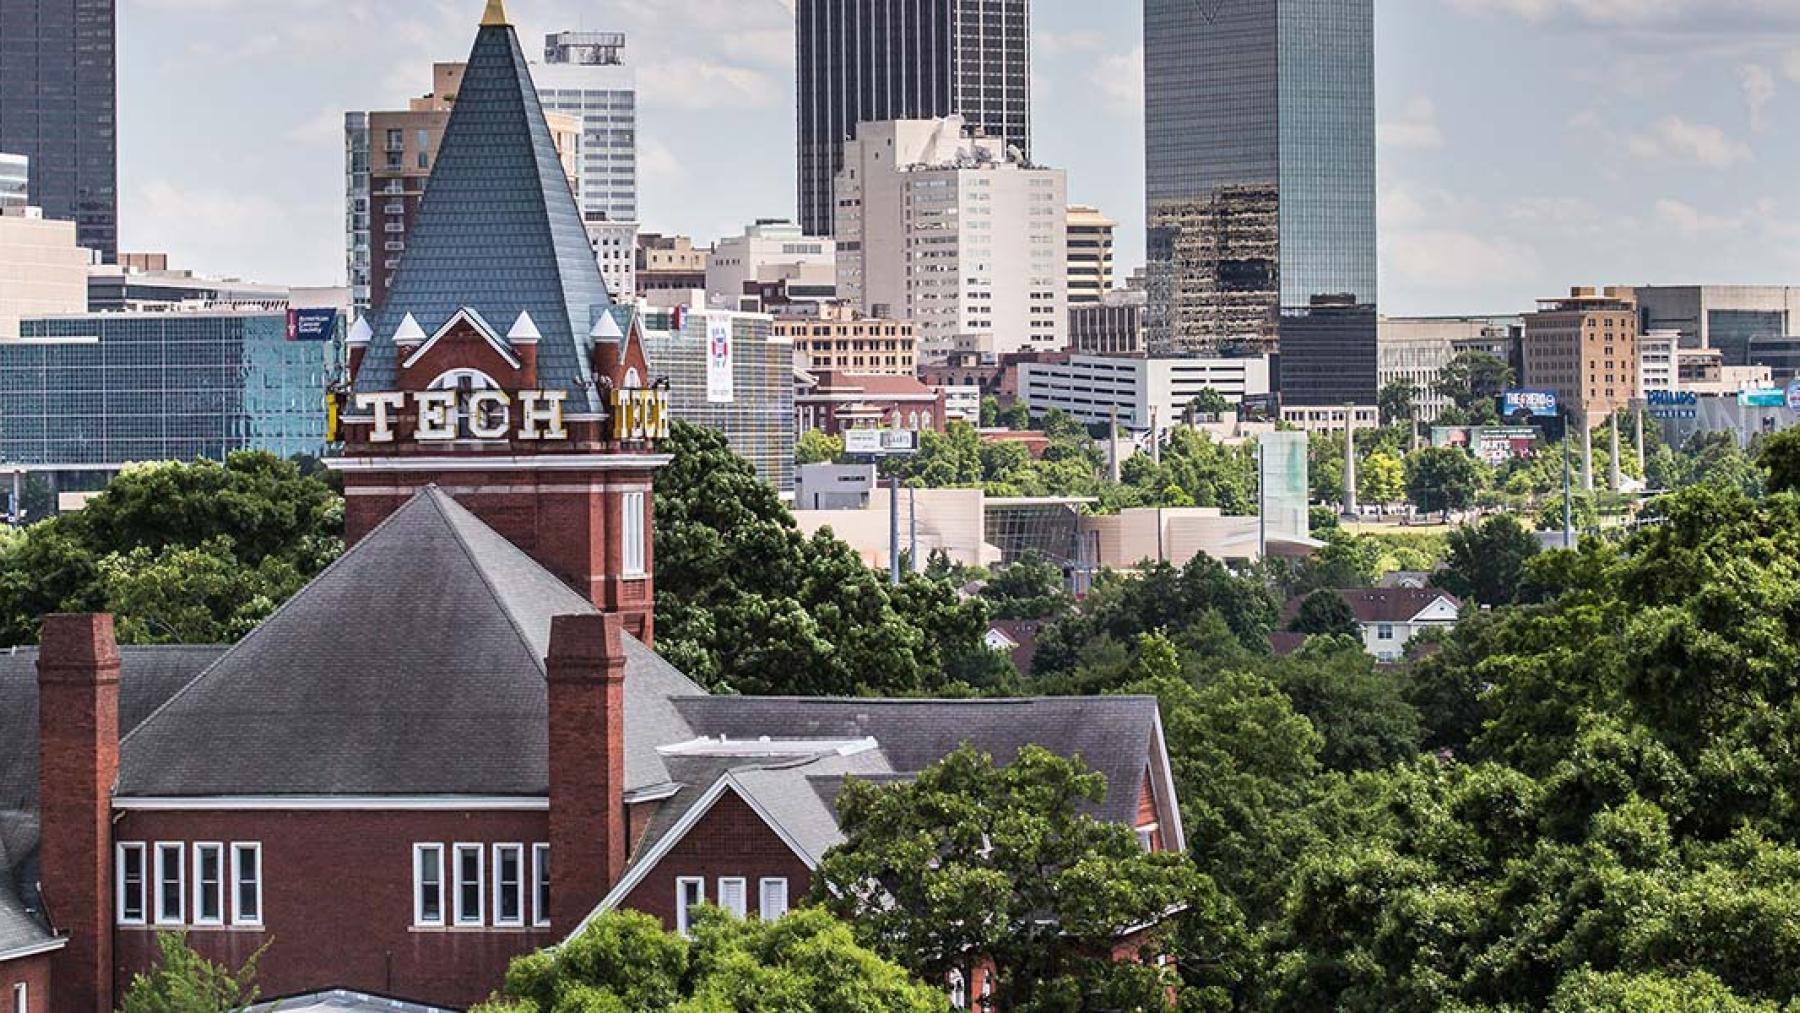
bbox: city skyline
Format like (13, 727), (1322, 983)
(111, 0), (1800, 315)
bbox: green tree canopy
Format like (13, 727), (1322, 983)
(1405, 447), (1483, 517)
(816, 744), (1201, 1012)
(980, 551), (1072, 621)
(119, 932), (263, 1013)
(477, 908), (943, 1013)
(795, 429), (845, 466)
(1288, 589), (1357, 638)
(1377, 380), (1417, 427)
(1434, 351), (1514, 422)
(1439, 513), (1539, 606)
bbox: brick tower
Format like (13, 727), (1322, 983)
(331, 0), (668, 642)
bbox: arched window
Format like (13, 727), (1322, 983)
(426, 369), (503, 439)
(624, 367), (642, 389)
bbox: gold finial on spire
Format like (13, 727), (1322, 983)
(481, 0), (509, 27)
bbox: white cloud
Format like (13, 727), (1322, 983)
(125, 180), (339, 284)
(1507, 196), (1605, 232)
(1379, 97), (1444, 151)
(1628, 115), (1753, 168)
(1741, 64), (1777, 131)
(1446, 0), (1800, 31)
(637, 59), (782, 110)
(1653, 197), (1744, 236)
(1090, 46), (1143, 114)
(1382, 229), (1542, 292)
(1040, 31), (1105, 56)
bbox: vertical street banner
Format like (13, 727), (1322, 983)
(706, 313), (734, 404)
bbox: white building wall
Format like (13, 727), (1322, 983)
(707, 221), (835, 310)
(533, 36), (638, 225)
(1019, 355), (1272, 430)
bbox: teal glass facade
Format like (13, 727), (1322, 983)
(0, 313), (332, 468)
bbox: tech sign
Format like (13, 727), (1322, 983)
(341, 387), (669, 443)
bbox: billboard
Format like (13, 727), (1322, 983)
(844, 429), (919, 457)
(286, 307), (338, 342)
(1739, 389), (1785, 408)
(1432, 425), (1541, 466)
(705, 313), (734, 404)
(1648, 389), (1698, 419)
(1500, 389), (1559, 419)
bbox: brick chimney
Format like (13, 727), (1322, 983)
(37, 614), (120, 1013)
(545, 612), (627, 933)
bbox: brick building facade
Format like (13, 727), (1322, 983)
(0, 5), (1186, 1010)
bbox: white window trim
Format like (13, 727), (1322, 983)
(116, 842), (147, 926)
(492, 844), (525, 928)
(758, 877), (789, 921)
(717, 877), (747, 919)
(413, 844), (446, 928)
(622, 491), (647, 577)
(12, 981), (25, 1013)
(192, 843), (224, 927)
(675, 877), (704, 937)
(532, 843), (551, 928)
(230, 843), (263, 927)
(454, 843), (485, 926)
(153, 842), (184, 926)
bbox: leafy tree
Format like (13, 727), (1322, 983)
(1536, 491), (1598, 534)
(1308, 431), (1345, 505)
(655, 422), (993, 696)
(0, 453), (343, 645)
(1377, 380), (1417, 428)
(1189, 387), (1233, 420)
(1265, 637), (1422, 773)
(980, 551), (1072, 621)
(119, 932), (263, 1013)
(477, 908), (942, 1013)
(1358, 450), (1406, 506)
(1434, 351), (1513, 421)
(1759, 427), (1800, 495)
(795, 429), (844, 466)
(1288, 589), (1357, 638)
(817, 744), (1200, 1012)
(1405, 447), (1481, 518)
(1439, 514), (1538, 605)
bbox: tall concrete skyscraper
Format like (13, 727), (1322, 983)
(0, 0), (117, 261)
(795, 0), (1031, 237)
(1143, 0), (1376, 427)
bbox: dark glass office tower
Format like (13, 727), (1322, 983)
(0, 0), (117, 261)
(796, 0), (1030, 237)
(1144, 0), (1375, 409)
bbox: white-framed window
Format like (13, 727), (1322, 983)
(231, 843), (262, 927)
(675, 877), (704, 937)
(11, 981), (24, 1013)
(192, 843), (224, 926)
(758, 877), (789, 921)
(532, 844), (551, 928)
(949, 969), (967, 1010)
(1377, 623), (1395, 640)
(454, 844), (484, 926)
(493, 844), (525, 927)
(154, 843), (184, 925)
(622, 491), (646, 576)
(717, 877), (747, 918)
(117, 843), (147, 925)
(414, 844), (445, 927)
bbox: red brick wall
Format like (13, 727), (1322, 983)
(0, 952), (52, 1013)
(112, 810), (558, 1010)
(619, 791), (813, 930)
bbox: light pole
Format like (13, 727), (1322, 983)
(1561, 411), (1574, 549)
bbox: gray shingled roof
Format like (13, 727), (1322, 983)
(0, 645), (223, 957)
(355, 18), (612, 411)
(670, 696), (1161, 827)
(116, 489), (703, 798)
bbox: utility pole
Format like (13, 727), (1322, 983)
(888, 471), (901, 586)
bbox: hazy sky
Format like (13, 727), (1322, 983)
(116, 0), (1800, 316)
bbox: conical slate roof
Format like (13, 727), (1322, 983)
(115, 489), (705, 798)
(356, 13), (612, 412)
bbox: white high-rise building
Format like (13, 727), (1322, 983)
(707, 219), (835, 311)
(587, 218), (638, 300)
(835, 116), (1067, 361)
(536, 31), (637, 226)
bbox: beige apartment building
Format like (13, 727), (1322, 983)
(1522, 287), (1640, 427)
(0, 208), (89, 339)
(777, 302), (916, 375)
(1066, 204), (1115, 304)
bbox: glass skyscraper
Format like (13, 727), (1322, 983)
(795, 0), (1031, 237)
(0, 312), (333, 471)
(0, 0), (117, 261)
(1144, 0), (1375, 411)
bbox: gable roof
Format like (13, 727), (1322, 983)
(115, 489), (704, 799)
(0, 645), (223, 958)
(354, 15), (611, 413)
(670, 695), (1161, 828)
(1283, 588), (1462, 626)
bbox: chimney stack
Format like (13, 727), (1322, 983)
(545, 612), (628, 933)
(37, 614), (121, 1013)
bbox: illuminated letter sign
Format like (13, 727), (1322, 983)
(348, 389), (569, 442)
(611, 387), (671, 442)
